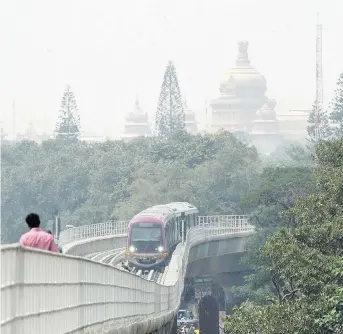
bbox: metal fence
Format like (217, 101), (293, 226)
(1, 216), (255, 334)
(198, 215), (254, 235)
(198, 215), (249, 226)
(58, 220), (128, 246)
(58, 215), (251, 247)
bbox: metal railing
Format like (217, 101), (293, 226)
(198, 215), (254, 236)
(58, 215), (250, 247)
(58, 220), (128, 246)
(198, 215), (249, 226)
(1, 216), (255, 334)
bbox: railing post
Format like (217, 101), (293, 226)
(13, 247), (24, 334)
(181, 212), (185, 245)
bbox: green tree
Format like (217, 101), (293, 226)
(155, 61), (185, 136)
(307, 100), (332, 142)
(1, 131), (260, 243)
(225, 166), (317, 311)
(224, 138), (343, 333)
(329, 73), (343, 138)
(55, 85), (81, 141)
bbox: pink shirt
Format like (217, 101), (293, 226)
(19, 228), (59, 252)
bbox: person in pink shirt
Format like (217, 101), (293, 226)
(19, 213), (59, 252)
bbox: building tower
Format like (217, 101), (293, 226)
(121, 98), (151, 142)
(210, 42), (267, 134)
(183, 98), (198, 134)
(12, 99), (16, 141)
(251, 99), (281, 154)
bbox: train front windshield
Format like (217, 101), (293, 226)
(130, 223), (163, 252)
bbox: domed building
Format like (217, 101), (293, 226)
(210, 41), (267, 134)
(251, 99), (278, 134)
(183, 98), (198, 135)
(251, 99), (281, 154)
(121, 98), (151, 142)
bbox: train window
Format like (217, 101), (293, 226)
(131, 225), (162, 241)
(135, 222), (160, 228)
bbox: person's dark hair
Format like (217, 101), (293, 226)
(25, 213), (40, 228)
(47, 230), (52, 235)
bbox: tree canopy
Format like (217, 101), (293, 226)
(155, 61), (185, 136)
(1, 131), (260, 243)
(224, 138), (343, 334)
(329, 73), (343, 138)
(307, 100), (332, 142)
(55, 85), (81, 141)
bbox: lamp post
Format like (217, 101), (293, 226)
(181, 212), (185, 245)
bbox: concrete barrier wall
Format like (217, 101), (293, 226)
(0, 244), (183, 334)
(1, 219), (255, 334)
(63, 234), (127, 256)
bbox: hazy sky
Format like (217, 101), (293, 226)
(1, 0), (342, 138)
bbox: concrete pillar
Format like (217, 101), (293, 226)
(170, 315), (177, 334)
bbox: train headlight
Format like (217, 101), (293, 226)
(129, 245), (136, 253)
(157, 246), (164, 252)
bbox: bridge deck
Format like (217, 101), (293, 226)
(1, 216), (254, 334)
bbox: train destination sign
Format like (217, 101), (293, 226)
(193, 276), (213, 285)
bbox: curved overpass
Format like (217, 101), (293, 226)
(0, 216), (254, 334)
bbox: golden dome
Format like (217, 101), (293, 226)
(220, 41), (267, 95)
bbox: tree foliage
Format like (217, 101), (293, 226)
(329, 73), (343, 138)
(155, 61), (185, 136)
(307, 100), (332, 142)
(1, 131), (260, 243)
(224, 138), (343, 333)
(55, 85), (81, 140)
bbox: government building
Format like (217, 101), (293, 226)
(119, 41), (310, 153)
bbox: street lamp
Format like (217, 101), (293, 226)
(66, 225), (75, 229)
(181, 212), (185, 245)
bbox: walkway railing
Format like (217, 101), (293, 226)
(58, 215), (250, 246)
(1, 217), (255, 334)
(198, 215), (249, 226)
(58, 220), (128, 246)
(198, 215), (253, 235)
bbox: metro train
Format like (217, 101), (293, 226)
(124, 202), (199, 270)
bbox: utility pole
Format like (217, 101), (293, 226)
(315, 13), (323, 140)
(12, 99), (16, 141)
(181, 212), (185, 245)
